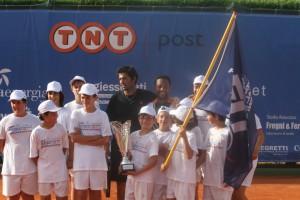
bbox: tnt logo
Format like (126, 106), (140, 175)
(50, 22), (136, 54)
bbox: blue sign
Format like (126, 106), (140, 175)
(0, 11), (299, 162)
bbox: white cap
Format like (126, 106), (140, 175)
(179, 97), (193, 107)
(69, 75), (86, 86)
(47, 81), (62, 92)
(157, 106), (171, 115)
(202, 100), (228, 117)
(170, 105), (193, 121)
(79, 83), (98, 96)
(38, 100), (61, 114)
(193, 75), (209, 85)
(9, 90), (26, 101)
(139, 105), (156, 117)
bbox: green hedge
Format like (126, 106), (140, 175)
(0, 0), (300, 15)
(0, 0), (300, 10)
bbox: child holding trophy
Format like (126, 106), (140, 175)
(124, 105), (159, 200)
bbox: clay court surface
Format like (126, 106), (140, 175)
(0, 177), (300, 200)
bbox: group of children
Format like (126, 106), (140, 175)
(0, 76), (112, 200)
(0, 74), (260, 200)
(123, 99), (233, 200)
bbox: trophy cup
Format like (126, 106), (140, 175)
(111, 120), (135, 174)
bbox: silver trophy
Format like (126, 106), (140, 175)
(111, 120), (135, 174)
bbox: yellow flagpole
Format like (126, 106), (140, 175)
(162, 12), (237, 169)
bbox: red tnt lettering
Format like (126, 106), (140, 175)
(58, 30), (74, 45)
(50, 22), (136, 54)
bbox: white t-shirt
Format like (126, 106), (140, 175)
(64, 100), (100, 114)
(64, 100), (83, 113)
(127, 130), (159, 183)
(0, 113), (39, 175)
(195, 108), (212, 141)
(69, 108), (112, 171)
(203, 127), (233, 192)
(57, 107), (70, 130)
(29, 123), (69, 183)
(153, 129), (174, 185)
(193, 126), (204, 151)
(166, 130), (198, 184)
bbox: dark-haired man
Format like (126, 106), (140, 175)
(150, 75), (179, 112)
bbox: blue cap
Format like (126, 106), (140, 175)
(202, 100), (228, 117)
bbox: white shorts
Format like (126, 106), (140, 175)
(203, 185), (233, 200)
(73, 170), (107, 190)
(2, 173), (38, 196)
(242, 158), (258, 187)
(125, 179), (153, 200)
(152, 184), (167, 200)
(166, 179), (196, 200)
(38, 181), (69, 197)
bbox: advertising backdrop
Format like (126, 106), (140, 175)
(0, 10), (299, 162)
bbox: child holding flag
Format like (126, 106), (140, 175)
(163, 105), (198, 200)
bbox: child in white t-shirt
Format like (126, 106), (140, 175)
(0, 90), (40, 199)
(125, 105), (159, 200)
(68, 83), (112, 200)
(153, 106), (175, 200)
(201, 101), (233, 200)
(164, 105), (199, 200)
(30, 100), (69, 200)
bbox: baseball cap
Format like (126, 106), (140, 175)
(202, 100), (228, 118)
(157, 106), (171, 115)
(47, 81), (62, 92)
(193, 75), (209, 85)
(179, 97), (193, 107)
(170, 105), (193, 121)
(139, 105), (156, 117)
(79, 83), (98, 96)
(69, 75), (86, 86)
(38, 100), (61, 114)
(9, 90), (27, 101)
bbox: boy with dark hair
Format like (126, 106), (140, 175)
(69, 83), (112, 200)
(30, 100), (69, 200)
(125, 105), (158, 200)
(200, 101), (233, 200)
(0, 90), (40, 200)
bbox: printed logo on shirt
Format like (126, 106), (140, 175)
(132, 143), (148, 154)
(207, 136), (225, 150)
(80, 122), (101, 133)
(41, 138), (61, 148)
(7, 124), (33, 134)
(174, 143), (185, 154)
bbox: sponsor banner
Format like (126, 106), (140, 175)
(0, 11), (299, 161)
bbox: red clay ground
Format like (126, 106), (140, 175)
(1, 177), (300, 199)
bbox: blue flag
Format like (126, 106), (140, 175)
(197, 21), (258, 189)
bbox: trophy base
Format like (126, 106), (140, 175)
(120, 163), (135, 174)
